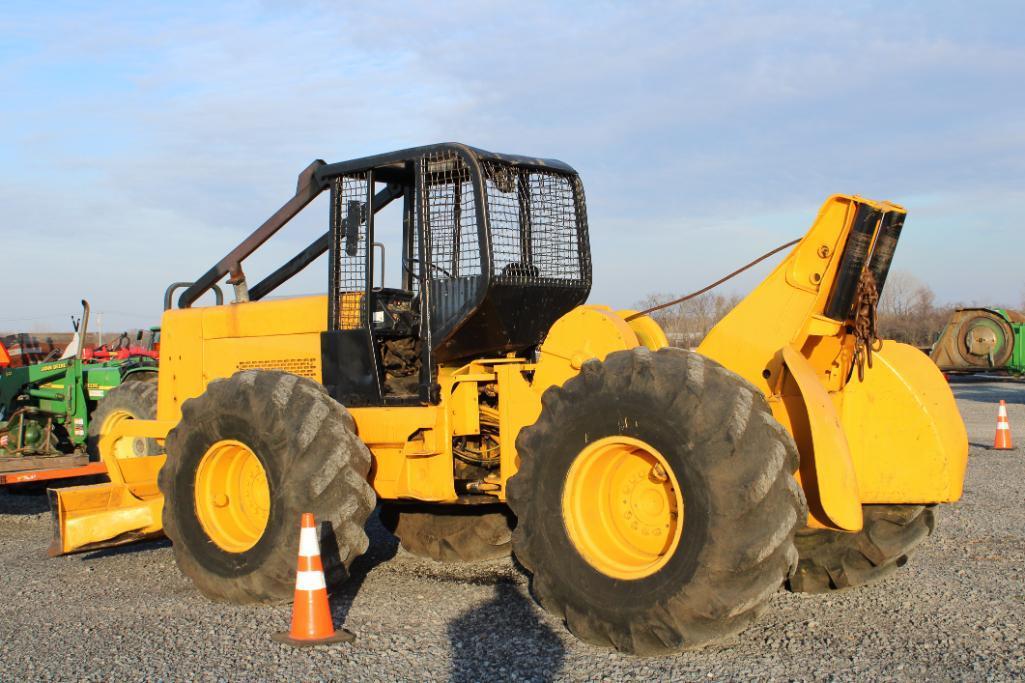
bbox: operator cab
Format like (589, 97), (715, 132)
(175, 144), (592, 407)
(317, 144), (592, 406)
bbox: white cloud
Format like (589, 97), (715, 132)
(0, 0), (1023, 333)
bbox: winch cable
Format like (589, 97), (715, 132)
(625, 237), (801, 322)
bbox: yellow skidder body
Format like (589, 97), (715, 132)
(50, 144), (967, 654)
(698, 195), (966, 530)
(51, 298), (664, 551)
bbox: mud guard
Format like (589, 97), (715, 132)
(840, 341), (967, 503)
(781, 346), (863, 531)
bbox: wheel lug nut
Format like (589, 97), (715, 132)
(650, 463), (668, 483)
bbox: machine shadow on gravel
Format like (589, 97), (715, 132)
(81, 538), (171, 561)
(1, 475), (108, 515)
(326, 508), (399, 629)
(0, 488), (51, 515)
(447, 580), (566, 683)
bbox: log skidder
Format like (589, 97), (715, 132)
(50, 146), (967, 657)
(509, 347), (807, 654)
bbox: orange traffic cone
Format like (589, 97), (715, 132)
(272, 513), (354, 646)
(994, 400), (1014, 450)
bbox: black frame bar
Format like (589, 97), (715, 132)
(174, 144), (582, 311)
(251, 182), (404, 303)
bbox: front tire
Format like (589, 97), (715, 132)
(87, 381), (159, 459)
(508, 347), (807, 655)
(159, 371), (375, 603)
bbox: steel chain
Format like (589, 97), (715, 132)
(852, 268), (881, 381)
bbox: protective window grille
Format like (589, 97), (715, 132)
(420, 152), (482, 280)
(331, 174), (370, 329)
(482, 161), (585, 285)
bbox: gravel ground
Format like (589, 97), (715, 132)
(0, 378), (1022, 681)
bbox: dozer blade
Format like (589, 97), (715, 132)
(48, 421), (171, 555)
(48, 483), (164, 556)
(47, 452), (167, 556)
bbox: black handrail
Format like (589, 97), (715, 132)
(164, 282), (224, 311)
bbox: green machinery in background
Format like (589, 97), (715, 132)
(0, 301), (159, 476)
(930, 307), (1025, 375)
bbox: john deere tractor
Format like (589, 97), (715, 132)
(0, 301), (160, 478)
(50, 144), (967, 654)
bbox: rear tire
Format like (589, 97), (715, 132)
(159, 371), (375, 603)
(124, 370), (159, 383)
(508, 347), (807, 655)
(87, 381), (159, 459)
(787, 504), (936, 593)
(379, 503), (513, 562)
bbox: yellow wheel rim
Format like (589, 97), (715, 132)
(194, 439), (271, 553)
(562, 436), (684, 580)
(102, 409), (146, 459)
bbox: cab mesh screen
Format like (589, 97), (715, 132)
(482, 160), (586, 285)
(331, 174), (369, 329)
(421, 151), (483, 279)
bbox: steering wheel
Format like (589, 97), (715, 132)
(403, 257), (453, 280)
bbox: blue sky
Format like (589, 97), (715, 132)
(1, 1), (1023, 332)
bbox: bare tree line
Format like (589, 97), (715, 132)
(632, 292), (744, 349)
(636, 270), (1022, 351)
(875, 272), (954, 348)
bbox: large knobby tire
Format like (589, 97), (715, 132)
(379, 503), (513, 562)
(159, 370), (376, 604)
(124, 370), (159, 384)
(787, 504), (936, 593)
(87, 381), (160, 459)
(508, 347), (807, 655)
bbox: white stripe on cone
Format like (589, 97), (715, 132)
(299, 527), (320, 558)
(296, 570), (327, 591)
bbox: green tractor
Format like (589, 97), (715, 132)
(0, 301), (159, 482)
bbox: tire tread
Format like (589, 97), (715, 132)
(508, 347), (807, 655)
